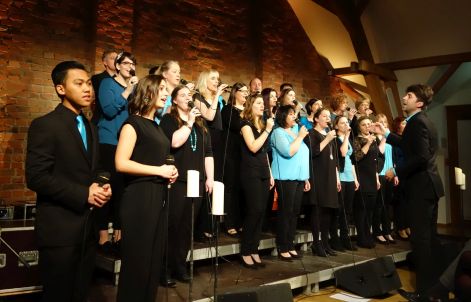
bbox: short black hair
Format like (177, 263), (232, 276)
(275, 105), (295, 128)
(51, 61), (86, 86)
(280, 82), (293, 92)
(406, 84), (433, 108)
(102, 49), (117, 61)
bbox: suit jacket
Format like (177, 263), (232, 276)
(386, 111), (444, 200)
(26, 104), (99, 247)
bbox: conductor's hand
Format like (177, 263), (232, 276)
(88, 183), (112, 208)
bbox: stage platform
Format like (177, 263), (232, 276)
(92, 230), (411, 302)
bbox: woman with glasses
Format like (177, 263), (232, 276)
(221, 83), (248, 237)
(96, 51), (138, 255)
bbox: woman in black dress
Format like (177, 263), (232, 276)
(352, 116), (382, 248)
(160, 84), (214, 283)
(304, 108), (341, 257)
(193, 69), (227, 239)
(115, 74), (178, 302)
(221, 82), (248, 237)
(239, 94), (275, 268)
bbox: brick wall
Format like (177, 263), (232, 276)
(0, 0), (339, 204)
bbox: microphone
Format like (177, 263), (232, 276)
(90, 171), (111, 210)
(293, 100), (306, 112)
(96, 171), (111, 187)
(188, 100), (195, 109)
(326, 122), (332, 131)
(180, 78), (188, 85)
(166, 155), (175, 189)
(129, 69), (136, 77)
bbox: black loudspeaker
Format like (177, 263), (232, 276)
(335, 256), (402, 297)
(217, 283), (292, 302)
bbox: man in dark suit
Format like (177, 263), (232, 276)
(373, 84), (444, 301)
(26, 61), (112, 302)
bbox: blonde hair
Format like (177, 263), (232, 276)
(155, 60), (179, 77)
(195, 69), (219, 101)
(355, 98), (370, 110)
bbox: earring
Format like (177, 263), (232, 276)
(144, 97), (150, 104)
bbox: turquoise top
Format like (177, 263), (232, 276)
(270, 125), (310, 181)
(338, 136), (355, 182)
(380, 143), (394, 176)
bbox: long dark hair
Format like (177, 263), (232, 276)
(169, 84), (207, 133)
(227, 82), (247, 105)
(128, 74), (164, 116)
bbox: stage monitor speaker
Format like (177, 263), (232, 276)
(217, 283), (292, 302)
(335, 256), (401, 298)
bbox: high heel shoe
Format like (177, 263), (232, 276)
(375, 235), (388, 245)
(277, 252), (293, 262)
(240, 256), (257, 269)
(288, 250), (302, 259)
(251, 255), (266, 268)
(385, 234), (396, 244)
(311, 242), (327, 257)
(397, 229), (409, 240)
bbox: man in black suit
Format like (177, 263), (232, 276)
(373, 84), (444, 301)
(26, 61), (112, 302)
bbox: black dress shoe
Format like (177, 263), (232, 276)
(324, 246), (337, 256)
(341, 237), (357, 251)
(330, 238), (346, 252)
(97, 241), (115, 256)
(311, 243), (327, 257)
(173, 272), (191, 283)
(160, 276), (177, 288)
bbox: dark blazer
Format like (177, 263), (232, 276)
(26, 104), (99, 247)
(386, 111), (444, 200)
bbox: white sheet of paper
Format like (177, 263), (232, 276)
(330, 292), (370, 302)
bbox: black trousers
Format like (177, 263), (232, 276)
(354, 191), (376, 245)
(392, 182), (408, 230)
(275, 180), (304, 253)
(117, 182), (167, 302)
(408, 193), (439, 294)
(167, 181), (202, 276)
(96, 143), (124, 230)
(373, 175), (393, 236)
(223, 156), (243, 230)
(240, 176), (269, 255)
(39, 242), (96, 302)
(311, 206), (334, 244)
(331, 181), (355, 239)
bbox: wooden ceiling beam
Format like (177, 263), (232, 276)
(378, 52), (471, 70)
(433, 63), (461, 94)
(335, 76), (369, 94)
(328, 61), (397, 81)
